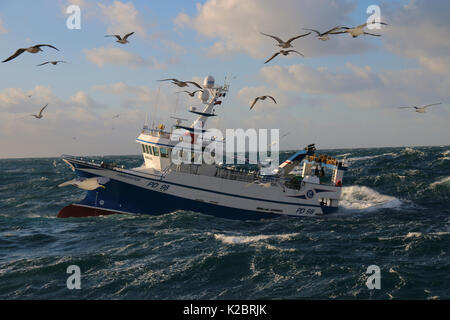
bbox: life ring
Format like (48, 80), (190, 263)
(335, 180), (342, 187)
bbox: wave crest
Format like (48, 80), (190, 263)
(213, 233), (298, 245)
(340, 186), (402, 211)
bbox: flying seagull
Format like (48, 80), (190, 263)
(260, 32), (311, 49)
(337, 22), (388, 38)
(112, 114), (120, 119)
(58, 177), (110, 191)
(2, 45), (59, 63)
(37, 60), (68, 66)
(399, 103), (442, 113)
(264, 50), (304, 64)
(177, 90), (203, 97)
(31, 104), (48, 119)
(158, 78), (203, 89)
(105, 32), (135, 44)
(250, 96), (277, 110)
(303, 26), (344, 41)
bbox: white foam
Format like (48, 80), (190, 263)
(430, 176), (450, 188)
(401, 147), (425, 157)
(378, 231), (450, 241)
(214, 233), (299, 245)
(336, 153), (351, 158)
(339, 186), (402, 211)
(346, 152), (396, 163)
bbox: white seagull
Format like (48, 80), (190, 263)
(158, 78), (203, 89)
(105, 32), (135, 44)
(260, 32), (311, 49)
(2, 44), (59, 63)
(399, 103), (443, 113)
(250, 96), (277, 110)
(264, 50), (304, 64)
(37, 60), (68, 66)
(303, 26), (344, 41)
(58, 177), (111, 191)
(336, 22), (388, 38)
(31, 104), (48, 119)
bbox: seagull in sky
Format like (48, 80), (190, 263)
(250, 96), (277, 110)
(260, 32), (311, 49)
(399, 103), (443, 113)
(105, 32), (135, 44)
(31, 104), (48, 119)
(158, 78), (203, 89)
(177, 90), (203, 97)
(2, 44), (59, 63)
(303, 26), (344, 41)
(37, 60), (68, 66)
(336, 22), (388, 38)
(58, 177), (110, 191)
(264, 50), (304, 64)
(112, 114), (120, 119)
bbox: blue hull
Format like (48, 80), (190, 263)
(58, 166), (338, 220)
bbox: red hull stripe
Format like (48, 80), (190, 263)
(57, 204), (123, 218)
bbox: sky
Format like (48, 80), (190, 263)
(0, 0), (449, 158)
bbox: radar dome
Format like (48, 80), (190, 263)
(203, 76), (215, 89)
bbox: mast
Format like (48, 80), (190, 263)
(189, 76), (229, 130)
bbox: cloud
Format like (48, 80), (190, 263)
(383, 0), (450, 75)
(99, 1), (146, 37)
(258, 62), (449, 110)
(0, 17), (7, 34)
(93, 82), (177, 112)
(173, 0), (377, 59)
(0, 85), (149, 158)
(84, 46), (166, 69)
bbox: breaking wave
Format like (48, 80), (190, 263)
(213, 233), (299, 245)
(339, 186), (402, 211)
(430, 176), (450, 188)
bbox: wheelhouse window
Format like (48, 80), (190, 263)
(160, 147), (169, 158)
(152, 146), (160, 157)
(141, 144), (146, 153)
(147, 145), (153, 155)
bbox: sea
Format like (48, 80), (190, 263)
(0, 146), (449, 300)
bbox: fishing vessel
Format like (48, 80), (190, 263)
(58, 76), (348, 219)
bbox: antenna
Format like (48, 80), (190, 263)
(152, 84), (162, 129)
(170, 116), (188, 126)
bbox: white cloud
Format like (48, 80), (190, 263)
(384, 0), (450, 75)
(173, 0), (377, 59)
(84, 46), (166, 69)
(99, 1), (146, 37)
(0, 18), (7, 34)
(93, 82), (175, 111)
(258, 62), (449, 111)
(0, 85), (150, 158)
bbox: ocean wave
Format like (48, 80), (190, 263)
(339, 186), (402, 211)
(401, 147), (425, 157)
(336, 153), (351, 158)
(213, 233), (299, 245)
(346, 152), (396, 163)
(430, 176), (450, 188)
(378, 231), (450, 241)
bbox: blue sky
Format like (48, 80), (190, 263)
(0, 0), (449, 158)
